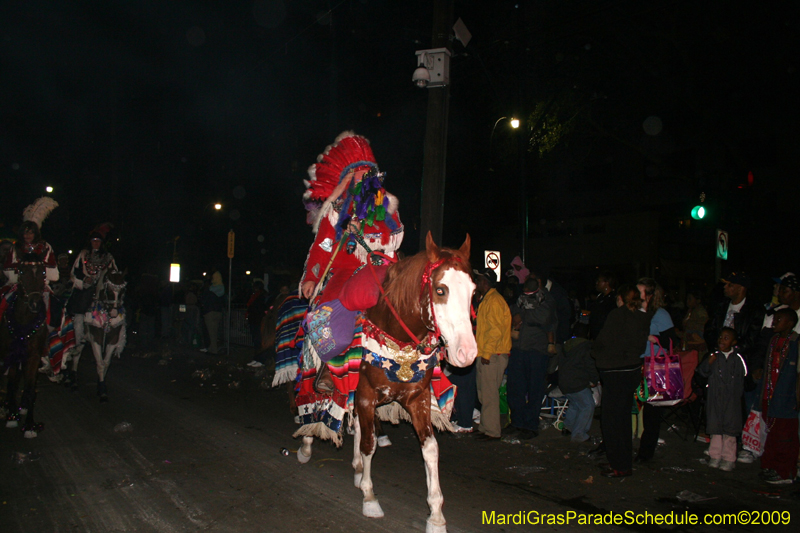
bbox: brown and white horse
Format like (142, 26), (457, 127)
(298, 232), (477, 533)
(1, 260), (49, 438)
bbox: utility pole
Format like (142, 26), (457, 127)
(418, 0), (453, 250)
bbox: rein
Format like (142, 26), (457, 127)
(358, 230), (460, 351)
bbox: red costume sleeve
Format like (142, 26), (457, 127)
(302, 216), (338, 286)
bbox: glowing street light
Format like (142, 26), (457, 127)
(46, 186), (54, 193)
(170, 263), (181, 283)
(214, 203), (222, 210)
(245, 270), (251, 275)
(510, 118), (520, 129)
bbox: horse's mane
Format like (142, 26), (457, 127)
(382, 247), (466, 315)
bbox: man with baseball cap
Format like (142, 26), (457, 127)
(704, 271), (765, 377)
(472, 267), (512, 440)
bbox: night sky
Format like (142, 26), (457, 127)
(2, 1), (799, 299)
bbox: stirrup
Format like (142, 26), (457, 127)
(314, 365), (335, 394)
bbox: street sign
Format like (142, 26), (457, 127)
(484, 250), (501, 282)
(227, 230), (235, 259)
(716, 229), (728, 260)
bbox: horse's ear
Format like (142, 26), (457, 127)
(425, 231), (440, 262)
(459, 234), (471, 257)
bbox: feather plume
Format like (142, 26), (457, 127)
(22, 197), (59, 228)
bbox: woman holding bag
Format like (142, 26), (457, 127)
(636, 278), (682, 463)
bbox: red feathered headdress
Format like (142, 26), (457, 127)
(303, 131), (378, 204)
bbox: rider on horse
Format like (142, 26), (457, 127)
(1, 197), (59, 318)
(63, 223), (117, 388)
(300, 131), (404, 392)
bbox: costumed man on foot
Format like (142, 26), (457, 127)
(300, 131), (403, 393)
(63, 223), (117, 389)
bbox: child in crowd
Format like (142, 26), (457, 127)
(557, 324), (599, 443)
(697, 327), (747, 471)
(758, 308), (800, 485)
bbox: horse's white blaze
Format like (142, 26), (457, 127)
(433, 269), (477, 368)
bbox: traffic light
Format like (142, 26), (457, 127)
(691, 205), (706, 220)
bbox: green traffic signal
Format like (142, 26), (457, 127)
(691, 205), (706, 220)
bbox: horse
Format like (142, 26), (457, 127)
(80, 268), (127, 402)
(1, 258), (49, 438)
(296, 232), (477, 533)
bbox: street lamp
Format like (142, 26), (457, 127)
(490, 116), (526, 263)
(214, 203), (222, 210)
(45, 186), (54, 193)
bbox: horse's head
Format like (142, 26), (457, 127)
(16, 254), (46, 315)
(100, 268), (127, 311)
(422, 232), (478, 368)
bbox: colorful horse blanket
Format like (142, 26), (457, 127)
(292, 315), (456, 447)
(272, 292), (305, 387)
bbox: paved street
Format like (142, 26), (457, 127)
(1, 341), (798, 532)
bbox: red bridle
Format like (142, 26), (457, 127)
(368, 255), (463, 349)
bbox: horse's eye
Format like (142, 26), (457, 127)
(435, 287), (446, 296)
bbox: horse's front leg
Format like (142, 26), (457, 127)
(87, 328), (108, 401)
(356, 387), (383, 518)
(21, 337), (45, 438)
(5, 364), (21, 428)
(407, 387), (446, 533)
(352, 413), (363, 487)
(297, 435), (314, 464)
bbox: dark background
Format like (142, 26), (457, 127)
(2, 0), (798, 302)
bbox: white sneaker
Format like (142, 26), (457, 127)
(708, 457), (721, 468)
(377, 435), (392, 447)
(737, 450), (755, 464)
(247, 361), (264, 368)
(719, 460), (735, 472)
(199, 348), (208, 353)
(472, 408), (481, 424)
(451, 423), (474, 434)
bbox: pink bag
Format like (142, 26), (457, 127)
(741, 409), (766, 457)
(643, 339), (684, 407)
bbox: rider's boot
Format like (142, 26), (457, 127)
(98, 381), (109, 403)
(314, 364), (335, 394)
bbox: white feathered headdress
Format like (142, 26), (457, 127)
(22, 197), (59, 228)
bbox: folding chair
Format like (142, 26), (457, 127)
(541, 388), (569, 430)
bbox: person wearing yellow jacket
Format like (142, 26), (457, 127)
(474, 268), (512, 439)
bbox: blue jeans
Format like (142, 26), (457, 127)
(447, 362), (477, 428)
(507, 347), (549, 432)
(564, 388), (595, 442)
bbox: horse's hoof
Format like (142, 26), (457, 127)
(377, 435), (392, 447)
(362, 500), (384, 518)
(354, 472), (363, 488)
(24, 430), (38, 439)
(6, 420), (19, 429)
(297, 448), (311, 464)
(426, 520), (447, 533)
